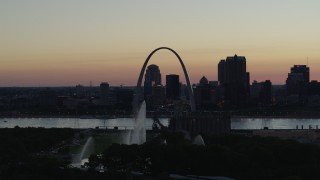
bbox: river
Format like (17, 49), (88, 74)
(1, 117), (320, 130)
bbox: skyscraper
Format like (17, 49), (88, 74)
(290, 65), (310, 83)
(224, 54), (250, 105)
(286, 65), (310, 96)
(260, 80), (272, 104)
(166, 74), (180, 100)
(218, 60), (226, 85)
(250, 80), (272, 104)
(151, 85), (165, 105)
(100, 82), (109, 105)
(144, 64), (161, 97)
(194, 76), (215, 108)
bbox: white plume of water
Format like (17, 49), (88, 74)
(79, 136), (94, 160)
(121, 130), (131, 145)
(193, 134), (205, 146)
(122, 101), (146, 145)
(130, 101), (146, 145)
(72, 136), (94, 166)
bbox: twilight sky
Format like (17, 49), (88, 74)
(1, 0), (320, 86)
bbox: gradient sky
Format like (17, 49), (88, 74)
(1, 0), (320, 86)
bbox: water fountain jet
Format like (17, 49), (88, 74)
(72, 136), (94, 167)
(122, 101), (146, 145)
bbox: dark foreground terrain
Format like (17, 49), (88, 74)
(1, 128), (320, 180)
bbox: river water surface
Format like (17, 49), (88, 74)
(1, 117), (320, 130)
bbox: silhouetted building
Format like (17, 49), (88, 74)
(307, 81), (320, 106)
(260, 80), (272, 104)
(246, 72), (250, 95)
(166, 74), (180, 100)
(286, 73), (304, 95)
(144, 64), (161, 97)
(151, 85), (165, 105)
(286, 65), (309, 96)
(194, 76), (216, 109)
(218, 60), (226, 85)
(208, 81), (223, 105)
(309, 80), (320, 96)
(180, 84), (190, 101)
(251, 80), (272, 104)
(100, 82), (110, 105)
(291, 65), (310, 83)
(251, 80), (262, 100)
(209, 81), (219, 88)
(224, 54), (250, 106)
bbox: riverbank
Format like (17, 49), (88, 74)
(233, 115), (320, 119)
(232, 129), (320, 144)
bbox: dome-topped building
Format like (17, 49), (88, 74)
(199, 76), (209, 85)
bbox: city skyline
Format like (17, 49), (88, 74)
(1, 0), (320, 86)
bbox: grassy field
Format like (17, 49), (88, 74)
(70, 131), (128, 160)
(93, 132), (124, 153)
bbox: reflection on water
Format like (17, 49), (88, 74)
(0, 118), (169, 129)
(232, 118), (320, 130)
(1, 117), (320, 130)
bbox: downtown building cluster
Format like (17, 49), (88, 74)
(0, 54), (319, 117)
(139, 54), (319, 110)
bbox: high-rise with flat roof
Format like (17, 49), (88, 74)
(166, 74), (180, 100)
(100, 82), (110, 105)
(286, 65), (310, 96)
(218, 60), (226, 85)
(224, 54), (250, 105)
(290, 65), (310, 83)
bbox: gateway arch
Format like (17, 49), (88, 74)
(132, 47), (196, 113)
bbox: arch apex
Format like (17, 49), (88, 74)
(132, 47), (196, 113)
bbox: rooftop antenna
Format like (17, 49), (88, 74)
(307, 56), (309, 66)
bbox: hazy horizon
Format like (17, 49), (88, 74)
(1, 0), (320, 86)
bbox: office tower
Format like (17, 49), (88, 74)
(286, 65), (310, 96)
(144, 64), (161, 97)
(194, 76), (216, 108)
(250, 80), (272, 104)
(224, 54), (250, 105)
(250, 80), (262, 100)
(291, 65), (310, 83)
(100, 82), (109, 105)
(260, 80), (272, 104)
(286, 73), (304, 95)
(309, 80), (320, 96)
(151, 85), (166, 105)
(166, 74), (180, 100)
(218, 60), (226, 85)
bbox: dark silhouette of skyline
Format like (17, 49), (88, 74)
(144, 64), (161, 97)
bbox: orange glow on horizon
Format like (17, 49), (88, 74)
(1, 1), (320, 86)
